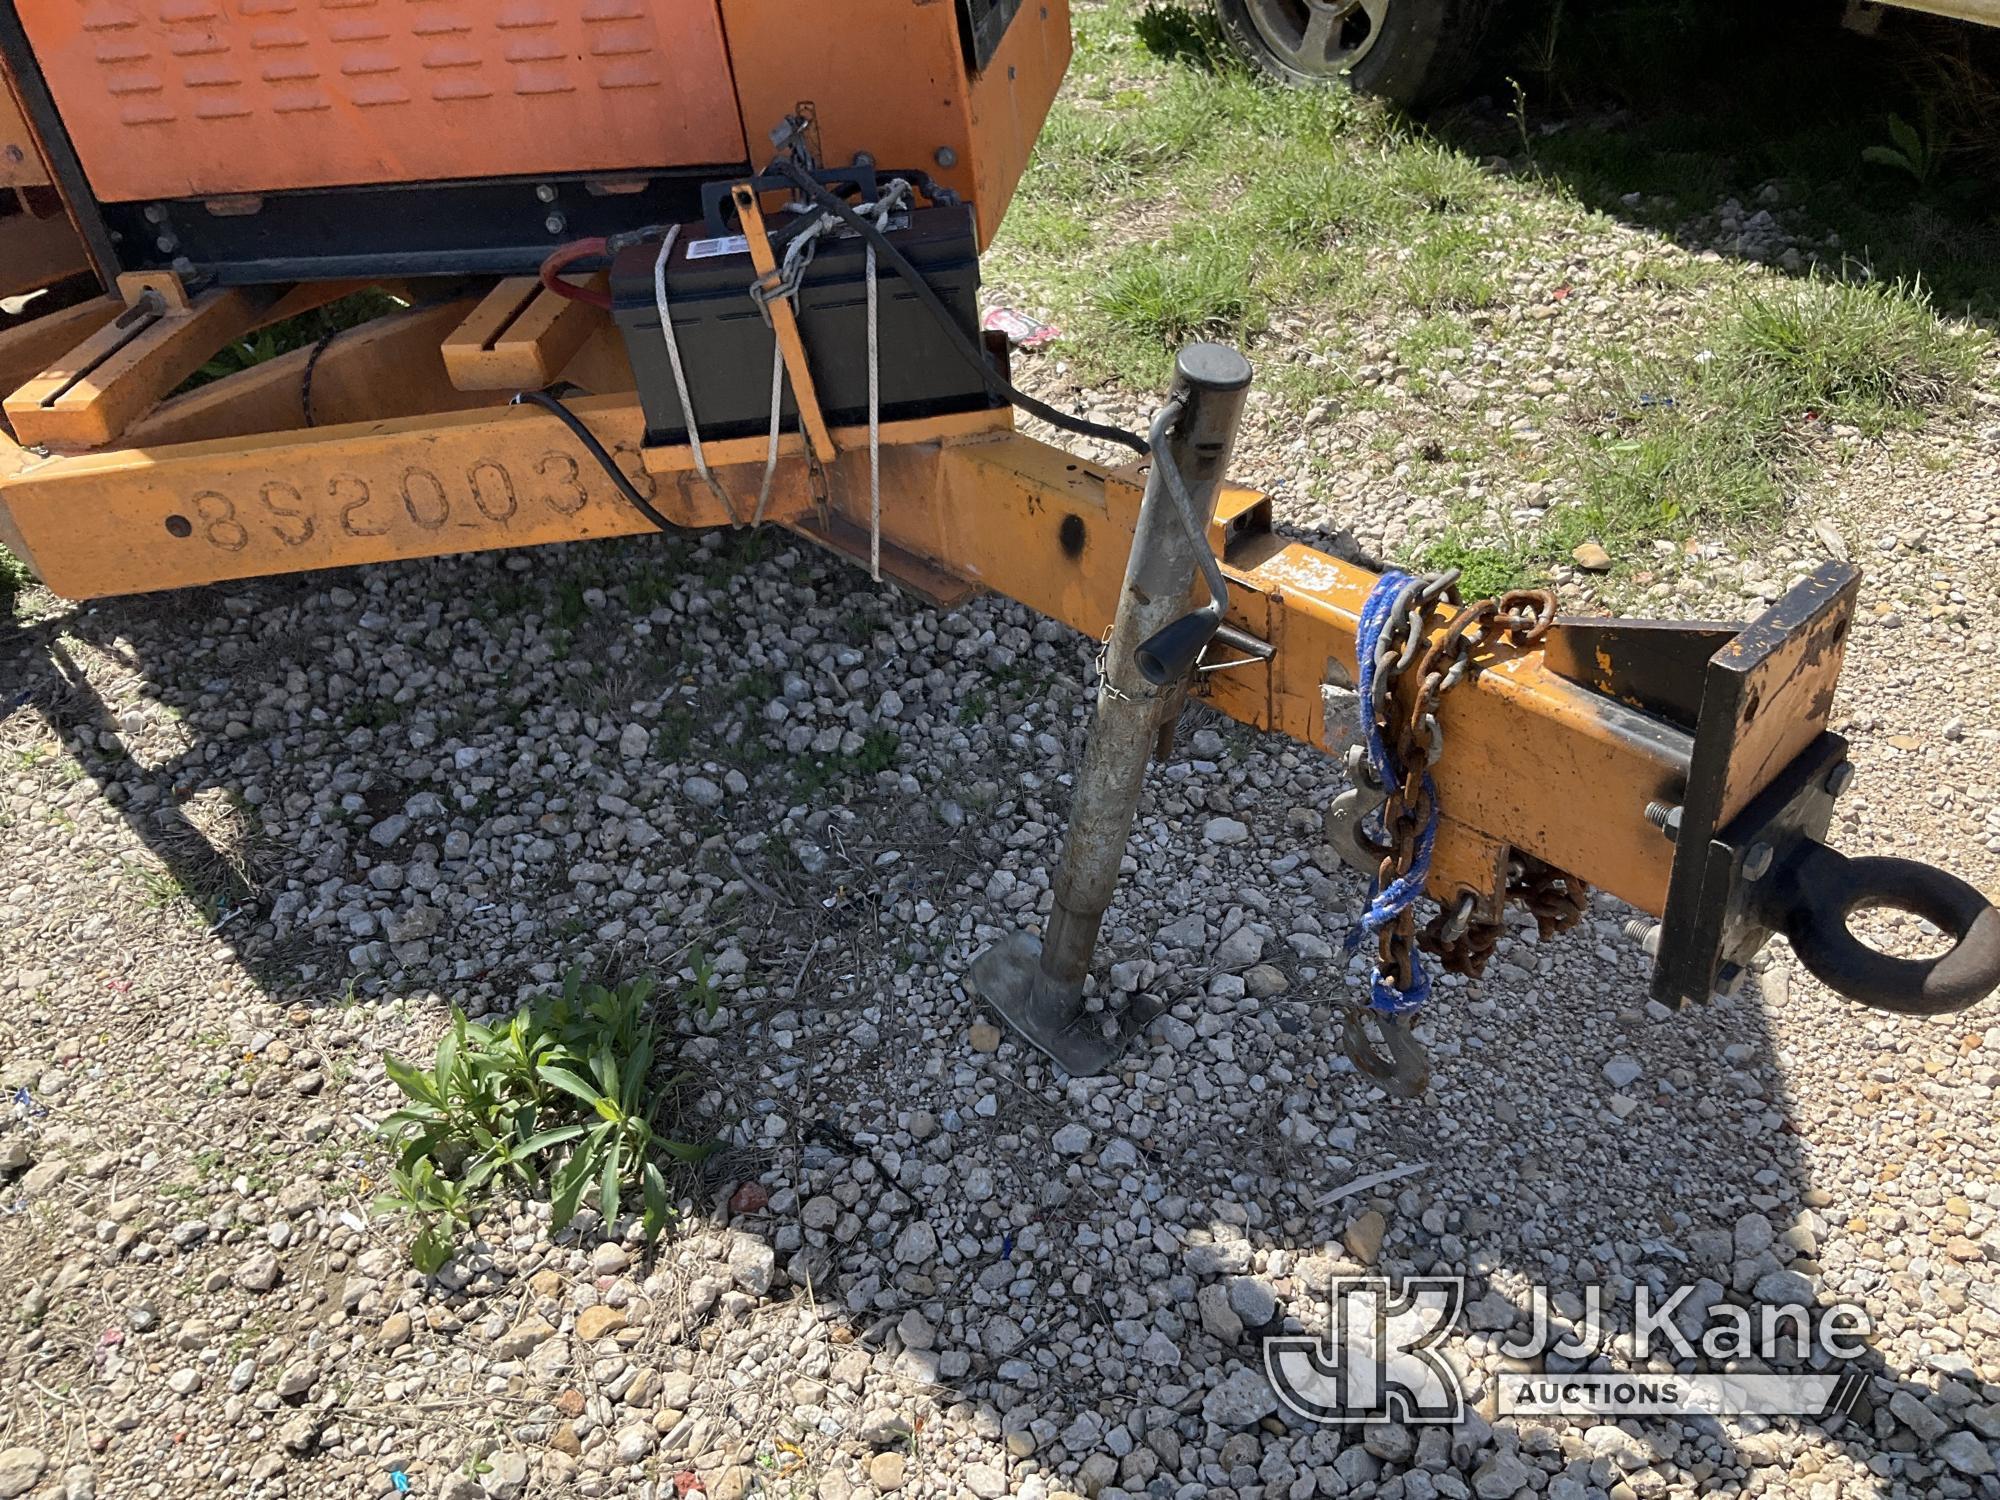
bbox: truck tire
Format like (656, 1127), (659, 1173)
(1211, 0), (1498, 105)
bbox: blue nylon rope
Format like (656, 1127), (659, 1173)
(1344, 571), (1438, 1016)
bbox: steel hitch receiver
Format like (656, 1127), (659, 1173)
(1560, 561), (2000, 1014)
(970, 344), (1252, 1073)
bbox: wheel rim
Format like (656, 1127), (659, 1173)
(1239, 0), (1389, 78)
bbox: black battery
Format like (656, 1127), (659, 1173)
(610, 204), (992, 447)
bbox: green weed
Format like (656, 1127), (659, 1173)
(0, 545), (31, 612)
(792, 728), (901, 797)
(374, 972), (716, 1271)
(1568, 387), (1785, 551)
(550, 580), (586, 630)
(1557, 275), (1982, 566)
(1132, 0), (1235, 72)
(1398, 226), (1501, 312)
(1862, 110), (1947, 186)
(1385, 142), (1493, 217)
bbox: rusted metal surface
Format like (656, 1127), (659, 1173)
(1331, 571), (1581, 1091)
(1652, 563), (1860, 1006)
(1203, 538), (1688, 917)
(1541, 617), (1740, 731)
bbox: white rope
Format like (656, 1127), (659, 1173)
(749, 341), (785, 527)
(653, 225), (740, 526)
(866, 236), (881, 582)
(738, 178), (913, 549)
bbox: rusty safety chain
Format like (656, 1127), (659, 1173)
(1341, 570), (1591, 1095)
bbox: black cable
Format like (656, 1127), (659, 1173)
(771, 158), (1150, 460)
(299, 326), (341, 429)
(510, 390), (675, 532)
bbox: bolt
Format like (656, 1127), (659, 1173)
(1623, 917), (1662, 957)
(1824, 760), (1854, 798)
(852, 151), (875, 169)
(535, 183), (557, 204)
(1644, 801), (1683, 842)
(143, 203), (166, 224)
(3, 145), (23, 164)
(544, 213), (566, 236)
(934, 146), (958, 169)
(1741, 842), (1775, 882)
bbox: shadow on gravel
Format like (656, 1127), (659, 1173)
(7, 595), (311, 992)
(1431, 0), (2000, 319)
(1, 531), (1985, 1496)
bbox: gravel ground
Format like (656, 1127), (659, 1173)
(3, 92), (2000, 1500)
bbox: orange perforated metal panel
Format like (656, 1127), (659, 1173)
(15, 0), (747, 203)
(717, 0), (1070, 251)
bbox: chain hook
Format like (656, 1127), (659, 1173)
(1341, 1007), (1431, 1097)
(1338, 570), (1586, 1096)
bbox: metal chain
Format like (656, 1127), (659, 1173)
(1362, 572), (1586, 994)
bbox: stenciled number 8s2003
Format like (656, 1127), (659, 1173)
(158, 449), (647, 553)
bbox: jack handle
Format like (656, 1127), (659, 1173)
(1133, 402), (1233, 686)
(1759, 840), (2000, 1015)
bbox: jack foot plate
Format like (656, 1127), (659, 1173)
(968, 933), (1131, 1076)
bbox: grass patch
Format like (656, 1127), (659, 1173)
(1413, 534), (1539, 597)
(992, 4), (1530, 390)
(1099, 228), (1264, 383)
(1555, 273), (1982, 562)
(1411, 273), (1984, 580)
(1398, 225), (1502, 312)
(1397, 312), (1475, 369)
(1567, 421), (1783, 556)
(1384, 142), (1494, 216)
(1723, 276), (1982, 434)
(1132, 0), (1235, 71)
(996, 1), (1990, 589)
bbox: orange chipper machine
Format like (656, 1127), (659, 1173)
(0, 1), (1993, 1092)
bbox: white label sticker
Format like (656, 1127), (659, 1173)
(680, 213), (913, 263)
(685, 233), (750, 261)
